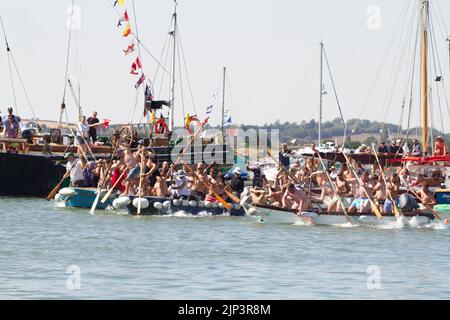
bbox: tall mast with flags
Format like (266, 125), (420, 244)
(170, 0), (177, 132)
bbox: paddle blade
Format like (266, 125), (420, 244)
(90, 193), (100, 214)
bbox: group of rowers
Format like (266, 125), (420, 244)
(247, 144), (446, 215)
(64, 144), (246, 204)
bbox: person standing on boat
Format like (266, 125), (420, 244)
(123, 147), (140, 195)
(65, 153), (85, 187)
(279, 143), (291, 170)
(86, 111), (100, 144)
(2, 114), (21, 152)
(433, 136), (447, 156)
(76, 116), (90, 155)
(377, 141), (389, 155)
(384, 173), (400, 214)
(1, 107), (21, 124)
(229, 167), (245, 198)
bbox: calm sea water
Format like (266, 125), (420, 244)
(0, 197), (449, 299)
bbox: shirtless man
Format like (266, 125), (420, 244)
(348, 171), (373, 213)
(420, 182), (436, 206)
(123, 147), (140, 195)
(373, 175), (386, 212)
(187, 163), (208, 201)
(282, 183), (309, 215)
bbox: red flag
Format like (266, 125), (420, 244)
(130, 62), (138, 75)
(135, 57), (142, 69)
(123, 43), (135, 55)
(102, 119), (110, 128)
(123, 10), (129, 22)
(135, 74), (145, 89)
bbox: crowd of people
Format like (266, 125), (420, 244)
(65, 144), (247, 205)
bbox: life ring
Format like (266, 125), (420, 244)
(185, 114), (202, 134)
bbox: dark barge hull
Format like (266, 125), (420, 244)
(0, 153), (65, 197)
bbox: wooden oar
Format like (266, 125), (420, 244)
(101, 169), (126, 203)
(342, 151), (383, 219)
(315, 151), (352, 224)
(46, 154), (83, 201)
(90, 142), (119, 214)
(137, 149), (145, 215)
(407, 187), (441, 220)
(371, 144), (401, 218)
(266, 149), (297, 183)
(165, 122), (207, 179)
(181, 160), (233, 210)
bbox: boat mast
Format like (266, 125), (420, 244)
(221, 66), (226, 140)
(319, 42), (324, 145)
(170, 0), (177, 132)
(420, 0), (429, 153)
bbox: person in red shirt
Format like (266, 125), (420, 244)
(155, 114), (168, 134)
(433, 136), (447, 156)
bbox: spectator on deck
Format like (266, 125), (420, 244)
(76, 116), (90, 155)
(279, 143), (291, 170)
(433, 136), (447, 156)
(410, 138), (423, 157)
(377, 141), (389, 155)
(87, 111), (100, 144)
(2, 107), (20, 124)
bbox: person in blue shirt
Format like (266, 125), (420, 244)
(1, 107), (21, 124)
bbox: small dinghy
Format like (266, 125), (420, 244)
(55, 187), (116, 209)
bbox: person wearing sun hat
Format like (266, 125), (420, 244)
(171, 169), (189, 199)
(230, 167), (244, 197)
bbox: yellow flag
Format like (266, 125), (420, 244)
(150, 111), (156, 124)
(185, 113), (191, 128)
(122, 24), (131, 37)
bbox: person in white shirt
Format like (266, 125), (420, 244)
(76, 116), (90, 155)
(65, 153), (85, 187)
(171, 170), (190, 199)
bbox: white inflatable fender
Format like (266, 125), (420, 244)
(189, 200), (197, 207)
(182, 200), (190, 207)
(197, 201), (205, 208)
(59, 188), (77, 198)
(205, 202), (213, 208)
(153, 202), (163, 210)
(54, 193), (62, 202)
(218, 202), (224, 209)
(133, 198), (149, 209)
(163, 201), (171, 208)
(113, 196), (131, 209)
(248, 207), (258, 215)
(233, 203), (241, 210)
(173, 199), (181, 206)
(212, 203), (219, 208)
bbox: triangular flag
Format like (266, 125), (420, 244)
(122, 24), (131, 37)
(114, 0), (125, 7)
(130, 62), (139, 75)
(135, 74), (145, 89)
(123, 42), (135, 55)
(135, 57), (142, 69)
(117, 10), (129, 27)
(150, 111), (156, 124)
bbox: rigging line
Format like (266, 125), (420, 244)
(131, 0), (144, 74)
(353, 0), (413, 132)
(379, 2), (417, 128)
(336, 0), (392, 81)
(62, 0), (76, 103)
(158, 39), (172, 99)
(176, 34), (186, 118)
(0, 14), (18, 114)
(432, 0), (448, 38)
(176, 26), (197, 116)
(104, 0), (170, 76)
(429, 13), (449, 133)
(322, 47), (345, 125)
(152, 20), (172, 88)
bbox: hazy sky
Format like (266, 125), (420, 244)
(0, 0), (449, 131)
